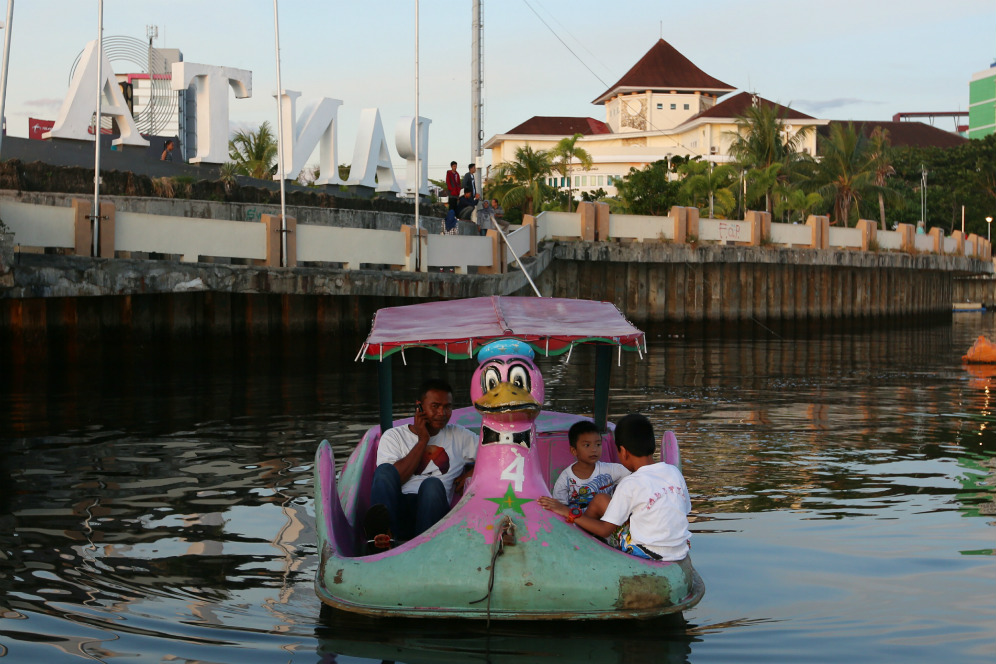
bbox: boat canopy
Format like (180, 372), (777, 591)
(358, 296), (646, 361)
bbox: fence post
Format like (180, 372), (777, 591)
(594, 202), (610, 241)
(966, 233), (980, 257)
(262, 214), (296, 267)
(578, 201), (596, 241)
(806, 214), (829, 249)
(951, 230), (965, 255)
(685, 206), (700, 241)
(670, 206), (687, 244)
(72, 199), (92, 256)
(928, 227), (943, 254)
(522, 215), (537, 257)
(895, 223), (914, 252)
(856, 219), (877, 251)
(72, 199), (116, 257)
(745, 210), (761, 245)
(477, 230), (502, 274)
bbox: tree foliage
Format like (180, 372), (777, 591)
(551, 133), (593, 213)
(488, 145), (554, 217)
(800, 122), (879, 226)
(614, 160), (681, 216)
(678, 160), (736, 218)
(228, 121), (278, 180)
(726, 100), (813, 214)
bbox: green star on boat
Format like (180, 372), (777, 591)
(485, 483), (533, 516)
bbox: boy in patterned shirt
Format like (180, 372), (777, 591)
(550, 420), (630, 519)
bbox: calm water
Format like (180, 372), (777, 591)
(1, 313), (994, 663)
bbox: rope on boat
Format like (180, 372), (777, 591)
(469, 514), (515, 626)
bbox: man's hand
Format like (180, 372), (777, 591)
(411, 404), (431, 443)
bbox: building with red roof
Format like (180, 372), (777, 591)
(484, 39), (962, 202)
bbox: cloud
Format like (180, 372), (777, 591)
(792, 98), (884, 113)
(24, 98), (63, 108)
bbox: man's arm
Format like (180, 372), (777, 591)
(390, 410), (431, 484)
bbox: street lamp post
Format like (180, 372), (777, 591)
(987, 216), (993, 243)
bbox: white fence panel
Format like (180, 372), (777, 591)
(828, 227), (862, 249)
(877, 230), (902, 251)
(699, 218), (750, 243)
(608, 213), (668, 241)
(914, 234), (933, 253)
(505, 225), (531, 259)
(769, 222), (811, 246)
(2, 200), (75, 248)
(426, 234), (493, 273)
(116, 212), (266, 262)
(297, 226), (405, 268)
(535, 211), (579, 241)
(943, 237), (957, 254)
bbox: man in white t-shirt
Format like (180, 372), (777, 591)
(538, 413), (691, 562)
(365, 379), (477, 550)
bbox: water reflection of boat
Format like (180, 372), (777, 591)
(315, 607), (695, 663)
(313, 296), (704, 620)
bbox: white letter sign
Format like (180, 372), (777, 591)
(395, 116), (431, 196)
(172, 62), (252, 164)
(44, 40), (149, 147)
(346, 108), (399, 193)
(275, 90), (343, 185)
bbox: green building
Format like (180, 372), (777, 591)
(969, 63), (996, 138)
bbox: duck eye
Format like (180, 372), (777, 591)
(508, 365), (531, 392)
(483, 367), (502, 392)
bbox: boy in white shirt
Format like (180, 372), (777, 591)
(539, 413), (691, 562)
(551, 420), (630, 519)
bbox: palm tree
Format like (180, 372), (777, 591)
(551, 133), (593, 213)
(745, 163), (782, 215)
(775, 187), (823, 223)
(866, 126), (895, 230)
(803, 122), (877, 226)
(678, 160), (736, 218)
(489, 145), (554, 216)
(228, 121), (278, 180)
(726, 99), (812, 213)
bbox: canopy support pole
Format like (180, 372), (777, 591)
(593, 345), (611, 432)
(377, 357), (393, 434)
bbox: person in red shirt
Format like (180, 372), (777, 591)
(445, 161), (462, 211)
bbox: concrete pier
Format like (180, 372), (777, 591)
(0, 239), (981, 341)
(543, 242), (968, 323)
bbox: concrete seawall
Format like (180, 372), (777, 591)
(0, 239), (983, 340)
(544, 243), (973, 322)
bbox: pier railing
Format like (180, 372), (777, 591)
(1, 198), (990, 274)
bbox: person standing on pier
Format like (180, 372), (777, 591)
(462, 163), (480, 203)
(445, 161), (462, 211)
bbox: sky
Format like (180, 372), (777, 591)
(3, 0), (995, 181)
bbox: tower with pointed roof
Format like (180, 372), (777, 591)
(594, 39), (735, 133)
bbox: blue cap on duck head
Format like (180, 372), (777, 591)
(477, 339), (534, 363)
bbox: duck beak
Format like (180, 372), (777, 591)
(474, 383), (541, 418)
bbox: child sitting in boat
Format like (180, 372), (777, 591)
(551, 420), (630, 520)
(539, 413), (691, 562)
